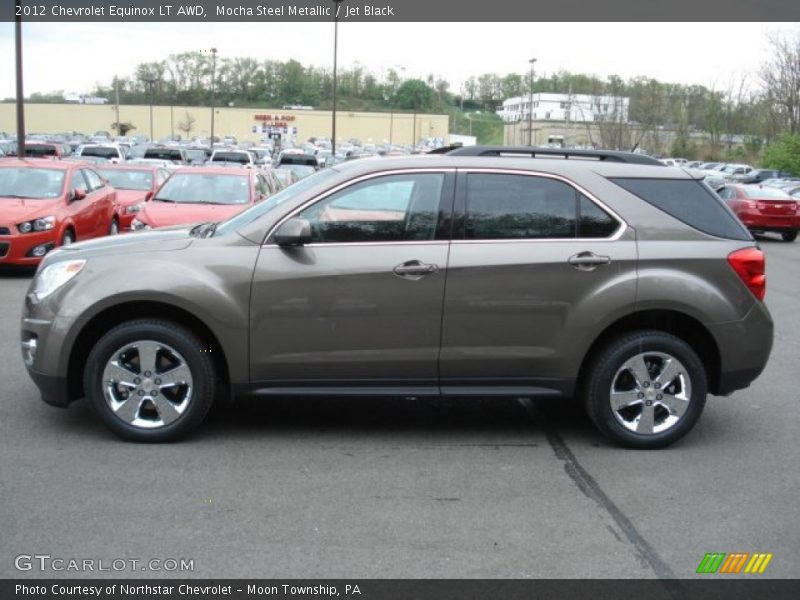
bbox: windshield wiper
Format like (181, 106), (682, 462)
(152, 197), (177, 203)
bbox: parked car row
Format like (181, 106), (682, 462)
(0, 152), (301, 266)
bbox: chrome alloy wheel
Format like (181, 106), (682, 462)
(609, 351), (692, 435)
(101, 340), (193, 429)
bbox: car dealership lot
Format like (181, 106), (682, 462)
(1, 235), (798, 579)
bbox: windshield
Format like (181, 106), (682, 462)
(214, 168), (336, 237)
(154, 173), (251, 205)
(82, 146), (119, 159)
(97, 169), (153, 191)
(0, 167), (65, 198)
(742, 186), (792, 200)
(25, 145), (58, 157)
(144, 149), (183, 161)
(185, 149), (206, 162)
(213, 152), (250, 164)
(280, 155), (317, 166)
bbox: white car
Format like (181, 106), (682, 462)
(210, 149), (255, 167)
(76, 144), (130, 164)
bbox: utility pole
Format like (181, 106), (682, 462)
(331, 1), (343, 157)
(114, 76), (120, 136)
(15, 3), (25, 157)
(209, 47), (218, 149)
(143, 72), (158, 142)
(528, 57), (537, 146)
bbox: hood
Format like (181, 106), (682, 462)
(140, 201), (248, 228)
(54, 226), (194, 258)
(115, 189), (150, 206)
(0, 196), (61, 224)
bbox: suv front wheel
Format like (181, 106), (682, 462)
(83, 319), (216, 442)
(583, 331), (707, 449)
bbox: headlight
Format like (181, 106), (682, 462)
(31, 259), (86, 301)
(17, 216), (55, 233)
(125, 203), (144, 214)
(131, 218), (151, 231)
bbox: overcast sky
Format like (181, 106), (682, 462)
(0, 22), (797, 100)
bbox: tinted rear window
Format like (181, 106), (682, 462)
(610, 178), (750, 240)
(144, 148), (183, 161)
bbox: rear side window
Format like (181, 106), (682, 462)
(579, 195), (618, 238)
(464, 174), (619, 240)
(610, 178), (750, 240)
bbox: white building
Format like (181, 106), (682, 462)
(63, 94), (109, 105)
(497, 92), (630, 124)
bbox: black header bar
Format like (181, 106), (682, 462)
(3, 0), (799, 22)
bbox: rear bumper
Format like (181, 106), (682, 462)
(707, 301), (773, 396)
(737, 211), (800, 232)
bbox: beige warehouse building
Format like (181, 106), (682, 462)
(0, 103), (450, 146)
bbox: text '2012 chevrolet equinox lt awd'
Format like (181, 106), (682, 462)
(21, 147), (773, 448)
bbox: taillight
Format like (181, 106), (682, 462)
(728, 247), (766, 301)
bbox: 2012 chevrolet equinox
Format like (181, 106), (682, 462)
(21, 148), (773, 447)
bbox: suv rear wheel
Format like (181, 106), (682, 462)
(583, 331), (707, 449)
(83, 319), (215, 442)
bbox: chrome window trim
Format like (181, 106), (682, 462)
(263, 241), (449, 249)
(263, 168), (456, 246)
(458, 167), (627, 242)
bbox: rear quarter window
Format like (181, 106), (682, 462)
(610, 178), (751, 241)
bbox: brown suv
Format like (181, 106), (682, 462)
(21, 148), (773, 447)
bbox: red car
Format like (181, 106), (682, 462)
(131, 166), (272, 230)
(0, 158), (117, 266)
(717, 184), (800, 242)
(96, 165), (171, 230)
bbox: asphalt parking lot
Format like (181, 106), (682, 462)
(1, 235), (798, 580)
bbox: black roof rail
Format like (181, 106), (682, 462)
(444, 145), (664, 166)
(426, 144), (462, 154)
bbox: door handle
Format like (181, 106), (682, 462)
(568, 252), (611, 270)
(393, 260), (439, 279)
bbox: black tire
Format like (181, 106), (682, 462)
(582, 330), (707, 449)
(108, 217), (119, 236)
(60, 228), (75, 247)
(83, 319), (216, 442)
(781, 230), (797, 242)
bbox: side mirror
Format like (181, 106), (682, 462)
(274, 217), (312, 246)
(71, 187), (87, 201)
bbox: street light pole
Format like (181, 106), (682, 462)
(14, 4), (25, 157)
(331, 1), (343, 157)
(528, 57), (537, 146)
(114, 76), (121, 137)
(143, 72), (158, 142)
(209, 47), (218, 149)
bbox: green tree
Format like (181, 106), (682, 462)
(393, 79), (435, 111)
(761, 133), (800, 175)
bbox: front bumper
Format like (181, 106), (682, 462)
(21, 304), (81, 407)
(26, 367), (70, 407)
(0, 230), (58, 265)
